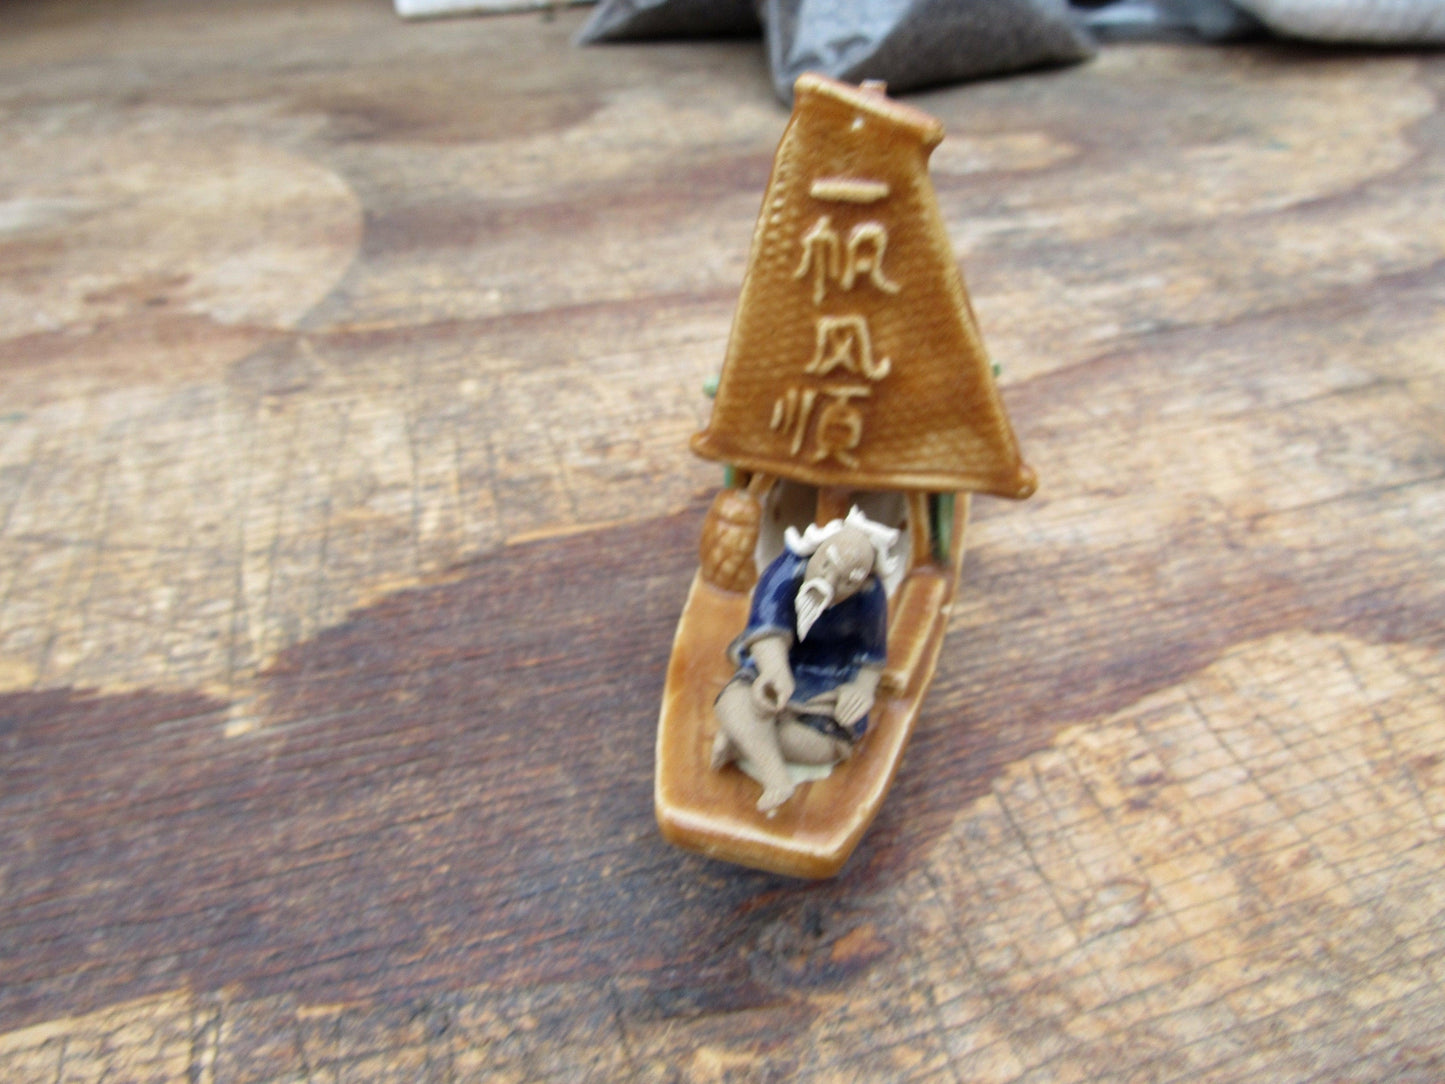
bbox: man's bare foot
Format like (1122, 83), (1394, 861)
(710, 730), (739, 770)
(757, 779), (796, 812)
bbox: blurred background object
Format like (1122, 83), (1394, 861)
(565, 0), (1445, 99)
(397, 0), (591, 17)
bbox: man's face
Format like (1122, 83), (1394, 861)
(806, 527), (875, 604)
(795, 525), (876, 641)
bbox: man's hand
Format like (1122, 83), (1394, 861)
(834, 666), (883, 731)
(749, 636), (794, 715)
(752, 668), (795, 714)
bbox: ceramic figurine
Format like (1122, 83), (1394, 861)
(711, 508), (900, 813)
(656, 74), (1036, 879)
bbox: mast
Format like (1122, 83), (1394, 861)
(692, 74), (1036, 500)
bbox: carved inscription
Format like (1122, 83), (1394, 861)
(809, 177), (890, 204)
(770, 384), (871, 467)
(841, 222), (899, 295)
(771, 174), (901, 469)
(805, 315), (891, 381)
(794, 216), (901, 305)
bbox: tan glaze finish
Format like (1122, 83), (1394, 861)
(657, 75), (1036, 875)
(658, 76), (1034, 877)
(691, 75), (1036, 499)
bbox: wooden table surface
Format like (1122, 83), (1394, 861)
(2, 2), (1443, 1081)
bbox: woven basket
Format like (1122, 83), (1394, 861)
(699, 486), (763, 593)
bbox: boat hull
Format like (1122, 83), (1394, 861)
(655, 495), (968, 878)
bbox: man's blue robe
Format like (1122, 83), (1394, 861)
(728, 548), (888, 738)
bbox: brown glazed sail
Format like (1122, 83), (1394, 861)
(692, 74), (1036, 499)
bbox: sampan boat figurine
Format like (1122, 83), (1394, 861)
(656, 74), (1036, 879)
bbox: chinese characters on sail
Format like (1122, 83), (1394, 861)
(770, 180), (900, 469)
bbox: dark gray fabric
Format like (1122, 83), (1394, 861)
(576, 0), (762, 42)
(577, 0), (1095, 98)
(766, 0), (1095, 102)
(575, 0), (1445, 100)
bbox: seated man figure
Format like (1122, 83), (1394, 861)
(711, 508), (899, 811)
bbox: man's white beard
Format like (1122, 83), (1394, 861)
(795, 577), (835, 642)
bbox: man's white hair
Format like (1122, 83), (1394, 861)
(784, 506), (902, 581)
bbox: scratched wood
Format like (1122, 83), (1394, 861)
(1, 1), (1443, 1081)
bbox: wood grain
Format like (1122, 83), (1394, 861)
(1, 1), (1442, 1080)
